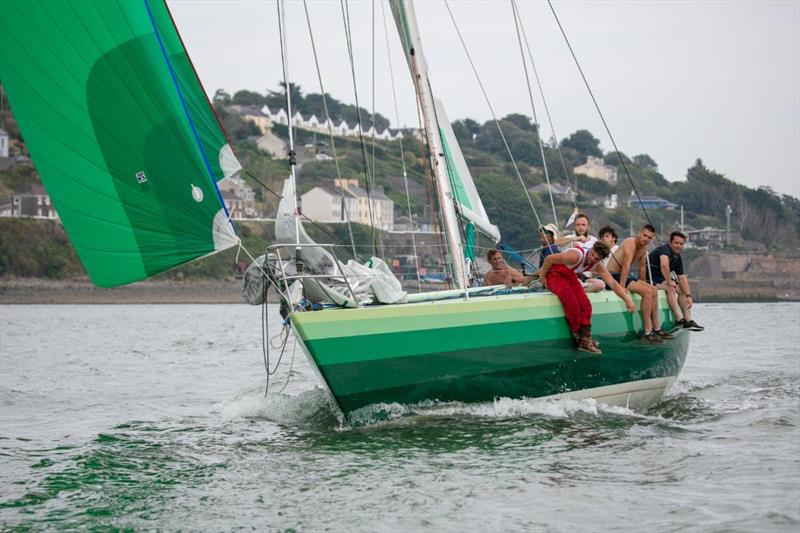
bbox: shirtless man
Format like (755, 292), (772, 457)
(555, 213), (604, 293)
(606, 224), (673, 343)
(538, 241), (635, 354)
(484, 249), (530, 287)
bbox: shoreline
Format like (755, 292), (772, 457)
(1, 277), (797, 305)
(0, 278), (253, 305)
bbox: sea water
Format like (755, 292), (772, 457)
(1, 303), (798, 531)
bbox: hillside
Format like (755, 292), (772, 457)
(1, 82), (798, 283)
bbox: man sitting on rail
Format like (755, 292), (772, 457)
(606, 224), (674, 343)
(555, 213), (605, 293)
(538, 241), (635, 355)
(648, 231), (704, 331)
(484, 249), (531, 288)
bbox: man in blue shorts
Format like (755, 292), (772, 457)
(648, 231), (704, 331)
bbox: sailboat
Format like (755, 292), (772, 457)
(0, 0), (689, 419)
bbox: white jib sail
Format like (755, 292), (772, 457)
(434, 99), (501, 243)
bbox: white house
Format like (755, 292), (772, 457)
(300, 179), (394, 231)
(574, 155), (618, 185)
(10, 184), (58, 219)
(0, 128), (9, 159)
(300, 186), (345, 223)
(218, 176), (258, 219)
(259, 105), (404, 142)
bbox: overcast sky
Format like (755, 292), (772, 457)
(169, 0), (800, 198)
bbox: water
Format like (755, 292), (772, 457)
(1, 303), (798, 531)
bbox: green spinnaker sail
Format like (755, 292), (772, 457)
(0, 0), (240, 287)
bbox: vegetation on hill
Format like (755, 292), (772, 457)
(0, 81), (798, 282)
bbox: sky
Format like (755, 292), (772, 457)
(168, 0), (800, 198)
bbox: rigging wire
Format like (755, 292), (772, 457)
(442, 0), (545, 234)
(510, 0), (558, 226)
(340, 0), (381, 256)
(240, 168), (364, 261)
(392, 3), (452, 287)
(275, 0), (301, 249)
(546, 0), (654, 228)
(301, 0), (358, 259)
(511, 0), (576, 209)
(261, 282), (293, 398)
(381, 0), (423, 292)
(370, 0), (378, 247)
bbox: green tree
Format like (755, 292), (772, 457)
(231, 89), (267, 106)
(560, 129), (602, 163)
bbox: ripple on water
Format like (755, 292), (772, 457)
(1, 303), (798, 530)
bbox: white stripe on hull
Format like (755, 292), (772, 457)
(538, 376), (677, 411)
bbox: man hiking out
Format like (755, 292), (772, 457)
(538, 241), (635, 355)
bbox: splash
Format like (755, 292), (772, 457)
(214, 386), (341, 428)
(346, 396), (649, 428)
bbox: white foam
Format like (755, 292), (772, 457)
(347, 396), (649, 427)
(214, 386), (340, 427)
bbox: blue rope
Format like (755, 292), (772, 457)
(498, 241), (536, 271)
(143, 0), (234, 229)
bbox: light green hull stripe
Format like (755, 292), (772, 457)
(291, 292), (684, 414)
(294, 291), (659, 341)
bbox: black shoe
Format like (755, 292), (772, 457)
(654, 328), (675, 339)
(668, 319), (684, 333)
(684, 320), (704, 331)
(641, 331), (664, 344)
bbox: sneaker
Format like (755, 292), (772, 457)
(684, 320), (704, 332)
(641, 331), (664, 344)
(669, 319), (684, 332)
(654, 329), (675, 339)
(577, 340), (602, 355)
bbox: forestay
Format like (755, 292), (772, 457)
(0, 0), (239, 287)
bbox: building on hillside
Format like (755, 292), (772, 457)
(392, 214), (436, 234)
(685, 226), (734, 249)
(256, 132), (288, 159)
(626, 193), (678, 210)
(218, 176), (258, 219)
(9, 184), (58, 219)
(259, 106), (406, 142)
(227, 105), (270, 134)
(529, 182), (576, 202)
(574, 155), (618, 185)
(300, 179), (394, 231)
(604, 193), (618, 209)
(300, 185), (348, 224)
(0, 128), (9, 159)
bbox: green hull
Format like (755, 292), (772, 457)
(291, 291), (689, 415)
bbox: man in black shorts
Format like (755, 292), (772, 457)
(648, 231), (704, 331)
(606, 224), (673, 343)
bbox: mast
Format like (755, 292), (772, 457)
(277, 0), (302, 266)
(390, 0), (468, 290)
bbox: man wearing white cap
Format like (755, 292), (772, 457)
(538, 223), (561, 268)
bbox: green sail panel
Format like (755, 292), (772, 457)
(0, 0), (239, 287)
(434, 99), (500, 243)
